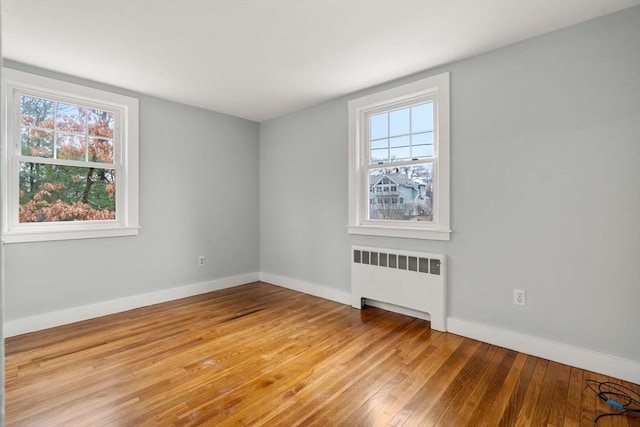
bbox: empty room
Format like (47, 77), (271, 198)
(1, 1), (639, 426)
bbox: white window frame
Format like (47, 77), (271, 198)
(1, 68), (139, 243)
(348, 72), (450, 240)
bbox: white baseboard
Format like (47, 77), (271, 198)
(5, 272), (638, 385)
(447, 317), (640, 385)
(259, 275), (640, 384)
(260, 274), (429, 320)
(259, 272), (351, 305)
(4, 272), (259, 337)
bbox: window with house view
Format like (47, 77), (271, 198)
(1, 68), (139, 243)
(348, 73), (450, 240)
(368, 101), (434, 221)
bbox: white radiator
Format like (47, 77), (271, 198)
(350, 245), (447, 332)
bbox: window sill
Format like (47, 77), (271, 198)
(2, 226), (140, 244)
(347, 224), (451, 241)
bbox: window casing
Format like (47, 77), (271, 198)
(1, 68), (139, 243)
(348, 73), (450, 240)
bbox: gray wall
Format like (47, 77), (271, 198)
(260, 7), (640, 361)
(260, 98), (351, 289)
(3, 61), (260, 321)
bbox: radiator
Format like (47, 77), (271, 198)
(350, 245), (447, 332)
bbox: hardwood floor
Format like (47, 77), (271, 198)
(5, 282), (640, 426)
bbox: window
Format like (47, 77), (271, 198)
(348, 73), (450, 240)
(1, 68), (139, 243)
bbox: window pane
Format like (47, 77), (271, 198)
(389, 146), (410, 161)
(56, 133), (86, 160)
(411, 144), (434, 158)
(390, 135), (410, 148)
(20, 95), (55, 128)
(389, 107), (410, 136)
(87, 108), (114, 138)
(412, 132), (433, 145)
(18, 162), (116, 223)
(371, 148), (388, 164)
(411, 102), (433, 133)
(21, 127), (53, 157)
(368, 164), (434, 222)
(370, 113), (388, 139)
(371, 138), (388, 150)
(89, 138), (114, 163)
(56, 103), (86, 133)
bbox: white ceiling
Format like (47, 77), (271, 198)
(3, 0), (639, 122)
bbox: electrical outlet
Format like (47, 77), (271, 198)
(198, 256), (205, 267)
(513, 289), (526, 306)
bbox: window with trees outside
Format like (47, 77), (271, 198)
(1, 68), (139, 243)
(348, 73), (450, 240)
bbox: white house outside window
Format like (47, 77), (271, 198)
(348, 73), (450, 240)
(1, 68), (139, 243)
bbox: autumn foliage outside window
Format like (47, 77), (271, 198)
(19, 94), (117, 223)
(2, 68), (138, 243)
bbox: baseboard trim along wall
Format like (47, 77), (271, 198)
(261, 275), (640, 384)
(447, 317), (640, 385)
(5, 274), (639, 384)
(259, 272), (351, 305)
(4, 272), (260, 338)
